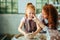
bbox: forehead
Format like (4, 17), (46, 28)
(26, 8), (35, 12)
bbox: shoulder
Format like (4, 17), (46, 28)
(38, 13), (42, 18)
(21, 17), (26, 23)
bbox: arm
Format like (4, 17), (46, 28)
(18, 20), (26, 35)
(26, 23), (42, 38)
(33, 16), (45, 29)
(32, 22), (42, 35)
(33, 16), (48, 32)
(31, 16), (45, 36)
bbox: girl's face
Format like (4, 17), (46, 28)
(42, 9), (48, 19)
(26, 8), (35, 19)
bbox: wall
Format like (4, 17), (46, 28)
(18, 0), (36, 13)
(0, 14), (24, 34)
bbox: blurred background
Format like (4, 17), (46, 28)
(0, 0), (60, 40)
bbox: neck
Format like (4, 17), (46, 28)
(28, 18), (32, 20)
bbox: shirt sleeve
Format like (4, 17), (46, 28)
(20, 17), (25, 23)
(37, 13), (43, 22)
(43, 26), (48, 31)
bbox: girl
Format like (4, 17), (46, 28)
(35, 4), (60, 40)
(18, 3), (41, 40)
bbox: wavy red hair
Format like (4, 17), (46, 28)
(42, 4), (58, 29)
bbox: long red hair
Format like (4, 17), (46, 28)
(42, 4), (58, 29)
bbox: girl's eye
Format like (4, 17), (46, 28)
(29, 13), (34, 14)
(32, 13), (34, 14)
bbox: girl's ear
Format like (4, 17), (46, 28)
(25, 13), (28, 18)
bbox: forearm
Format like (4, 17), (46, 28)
(18, 21), (27, 35)
(34, 17), (45, 28)
(33, 24), (41, 35)
(33, 28), (41, 35)
(18, 27), (26, 35)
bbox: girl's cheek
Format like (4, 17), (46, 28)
(44, 16), (47, 18)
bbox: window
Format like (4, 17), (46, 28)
(0, 0), (18, 14)
(49, 0), (60, 13)
(36, 0), (60, 14)
(36, 0), (49, 14)
(18, 0), (36, 14)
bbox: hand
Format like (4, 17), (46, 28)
(32, 15), (38, 22)
(25, 33), (35, 39)
(33, 15), (45, 28)
(28, 33), (36, 38)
